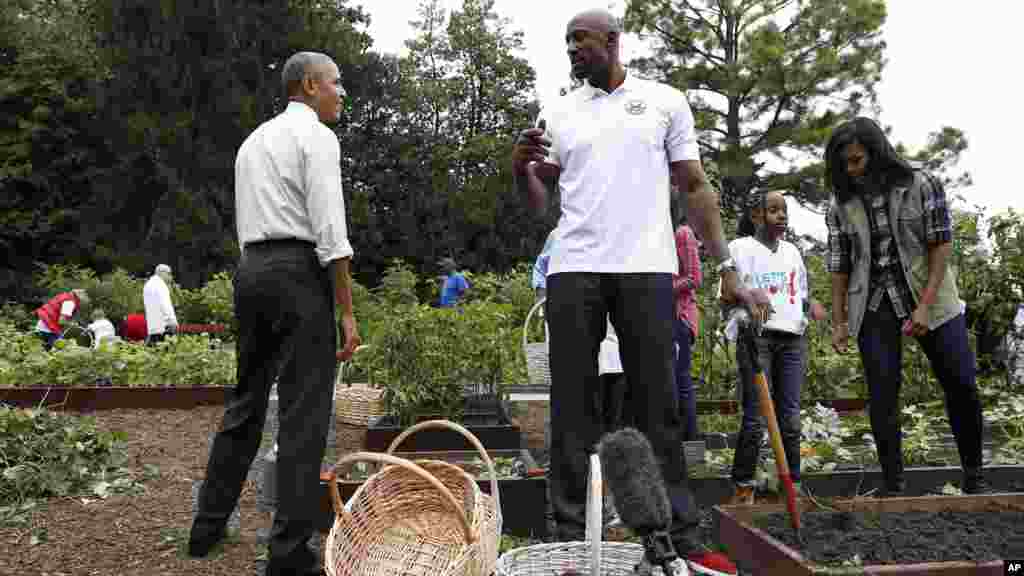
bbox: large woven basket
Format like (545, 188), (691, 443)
(334, 345), (383, 427)
(495, 453), (646, 575)
(324, 420), (502, 576)
(522, 298), (550, 387)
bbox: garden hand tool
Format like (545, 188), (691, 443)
(739, 312), (802, 543)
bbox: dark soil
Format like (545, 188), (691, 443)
(0, 406), (367, 576)
(757, 504), (1024, 566)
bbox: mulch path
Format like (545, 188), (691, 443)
(0, 406), (367, 576)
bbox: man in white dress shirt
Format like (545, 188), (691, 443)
(189, 52), (361, 576)
(142, 264), (178, 345)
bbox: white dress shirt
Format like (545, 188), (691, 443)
(143, 275), (178, 335)
(234, 101), (354, 267)
(536, 72), (700, 276)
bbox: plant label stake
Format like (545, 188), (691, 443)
(741, 316), (802, 543)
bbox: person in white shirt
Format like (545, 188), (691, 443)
(189, 52), (361, 576)
(510, 9), (749, 574)
(143, 264), (178, 345)
(86, 308), (117, 349)
(719, 190), (826, 505)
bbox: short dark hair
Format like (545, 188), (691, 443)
(824, 117), (915, 204)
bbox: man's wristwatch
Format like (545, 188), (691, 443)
(716, 257), (737, 273)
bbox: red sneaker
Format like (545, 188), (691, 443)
(686, 549), (738, 576)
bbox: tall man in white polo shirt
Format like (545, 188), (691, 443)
(512, 9), (753, 576)
(189, 51), (361, 576)
(142, 264), (178, 345)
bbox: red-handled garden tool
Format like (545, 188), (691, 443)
(740, 316), (802, 543)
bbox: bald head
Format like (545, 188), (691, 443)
(567, 9), (621, 37)
(281, 52), (335, 98)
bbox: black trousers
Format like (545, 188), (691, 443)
(546, 272), (699, 551)
(192, 239), (336, 571)
(857, 294), (983, 489)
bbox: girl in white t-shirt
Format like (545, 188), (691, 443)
(721, 190), (826, 504)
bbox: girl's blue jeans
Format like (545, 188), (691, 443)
(731, 330), (806, 485)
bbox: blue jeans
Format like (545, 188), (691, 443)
(36, 331), (60, 350)
(673, 318), (698, 441)
(732, 330), (806, 485)
(857, 294), (983, 489)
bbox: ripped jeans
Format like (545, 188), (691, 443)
(731, 330), (806, 485)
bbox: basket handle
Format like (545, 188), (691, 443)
(337, 344), (372, 388)
(327, 451), (476, 544)
(522, 297), (547, 353)
(384, 419), (502, 518)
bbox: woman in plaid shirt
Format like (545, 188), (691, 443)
(824, 117), (988, 496)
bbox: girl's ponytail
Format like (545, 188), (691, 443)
(736, 189), (765, 238)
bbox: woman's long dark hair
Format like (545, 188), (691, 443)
(824, 117), (916, 204)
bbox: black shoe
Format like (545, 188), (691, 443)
(963, 471), (993, 495)
(187, 523), (226, 558)
(879, 479), (906, 498)
(264, 543), (322, 576)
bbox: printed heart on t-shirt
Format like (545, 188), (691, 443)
(768, 286), (778, 294)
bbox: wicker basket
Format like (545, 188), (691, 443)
(324, 420), (502, 576)
(522, 298), (551, 387)
(334, 345), (383, 427)
(495, 453), (647, 576)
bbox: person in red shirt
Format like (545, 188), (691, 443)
(34, 289), (89, 350)
(673, 212), (703, 442)
(120, 313), (148, 343)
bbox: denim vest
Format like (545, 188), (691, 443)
(830, 172), (962, 339)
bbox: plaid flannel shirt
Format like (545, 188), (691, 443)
(673, 225), (702, 333)
(826, 173), (953, 319)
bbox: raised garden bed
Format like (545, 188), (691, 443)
(690, 464), (1024, 505)
(364, 394), (522, 452)
(0, 385), (228, 410)
(696, 398), (868, 415)
(176, 323), (228, 335)
(715, 493), (1024, 575)
(308, 449), (548, 538)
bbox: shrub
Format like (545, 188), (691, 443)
(365, 301), (514, 426)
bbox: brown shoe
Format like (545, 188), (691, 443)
(727, 485), (755, 505)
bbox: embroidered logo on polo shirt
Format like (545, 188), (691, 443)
(624, 99), (647, 115)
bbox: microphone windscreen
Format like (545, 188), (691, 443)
(598, 427), (673, 534)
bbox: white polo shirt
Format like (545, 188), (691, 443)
(537, 72), (700, 275)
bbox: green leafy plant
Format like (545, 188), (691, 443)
(0, 406), (140, 526)
(901, 404), (942, 467)
(0, 322), (235, 388)
(365, 301), (513, 427)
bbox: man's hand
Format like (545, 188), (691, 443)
(905, 306), (929, 337)
(337, 313), (361, 362)
(809, 301), (827, 322)
(511, 120), (551, 176)
(832, 322), (849, 353)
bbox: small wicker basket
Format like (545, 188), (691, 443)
(324, 419), (502, 576)
(522, 299), (551, 387)
(334, 345), (384, 427)
(494, 453), (647, 576)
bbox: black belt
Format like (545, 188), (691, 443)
(244, 237), (313, 251)
(760, 328), (801, 339)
